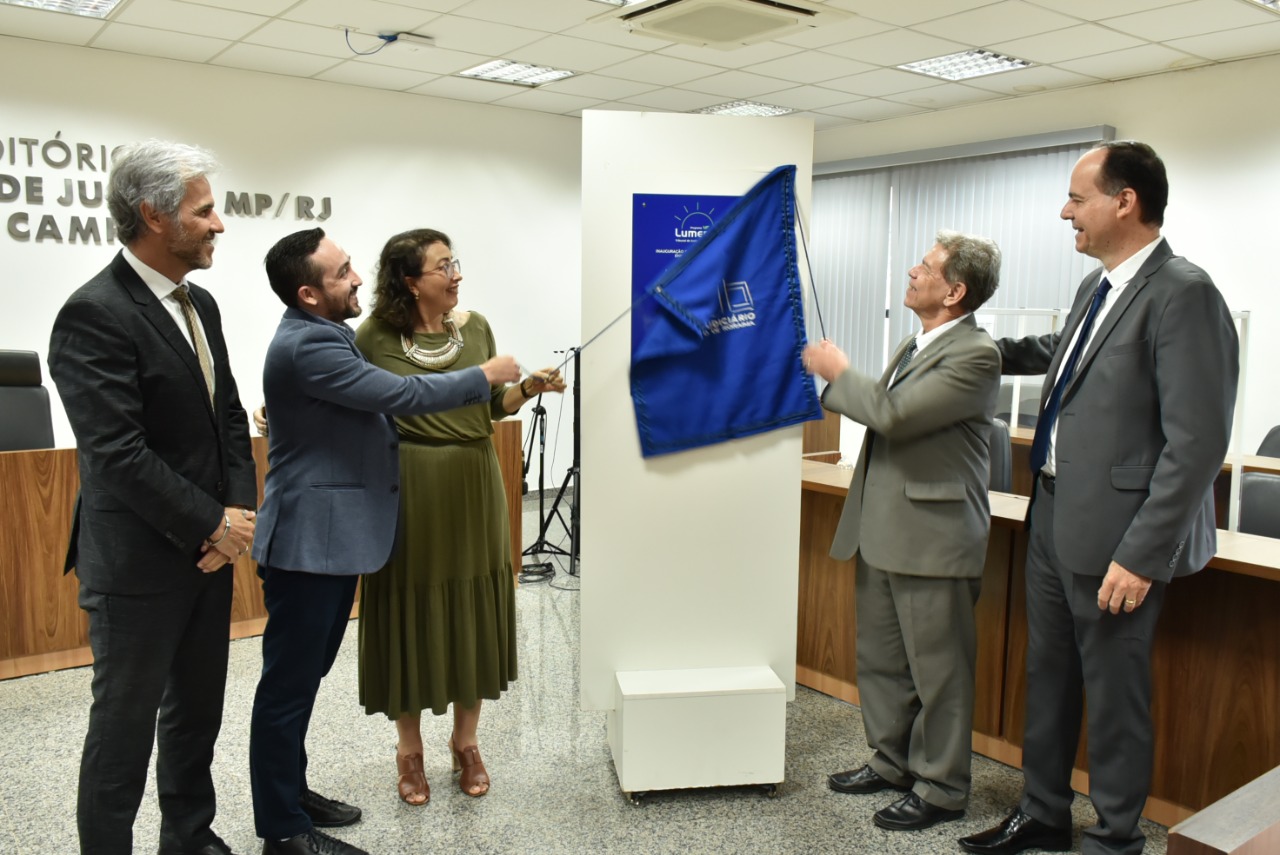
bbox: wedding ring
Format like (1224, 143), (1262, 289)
(1124, 598), (1136, 606)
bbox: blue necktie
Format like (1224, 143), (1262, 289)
(891, 336), (917, 385)
(1029, 277), (1112, 474)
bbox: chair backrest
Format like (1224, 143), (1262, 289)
(1257, 425), (1280, 458)
(0, 350), (56, 451)
(995, 383), (1040, 429)
(1239, 472), (1280, 539)
(988, 418), (1012, 493)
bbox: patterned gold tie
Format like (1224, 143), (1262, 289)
(173, 284), (215, 404)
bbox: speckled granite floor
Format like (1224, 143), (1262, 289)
(0, 501), (1167, 854)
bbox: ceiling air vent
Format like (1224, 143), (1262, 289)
(600, 0), (849, 50)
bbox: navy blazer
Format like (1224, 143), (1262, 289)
(252, 307), (489, 575)
(48, 251), (258, 594)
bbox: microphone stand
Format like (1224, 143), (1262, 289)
(521, 347), (581, 577)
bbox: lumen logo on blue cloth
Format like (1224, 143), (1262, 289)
(630, 165), (822, 458)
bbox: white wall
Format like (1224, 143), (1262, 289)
(815, 52), (1280, 452)
(1, 35), (582, 490)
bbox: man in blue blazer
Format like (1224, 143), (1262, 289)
(248, 228), (519, 855)
(49, 140), (256, 855)
(960, 143), (1238, 855)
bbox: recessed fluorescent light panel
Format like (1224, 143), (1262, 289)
(0, 0), (122, 16)
(694, 100), (793, 117)
(900, 49), (1033, 81)
(458, 60), (574, 87)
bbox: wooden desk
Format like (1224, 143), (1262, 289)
(0, 422), (523, 680)
(798, 460), (1280, 826)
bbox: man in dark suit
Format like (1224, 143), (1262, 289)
(248, 228), (519, 855)
(805, 231), (1002, 832)
(960, 142), (1239, 855)
(48, 141), (258, 855)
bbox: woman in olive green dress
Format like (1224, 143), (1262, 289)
(355, 229), (563, 805)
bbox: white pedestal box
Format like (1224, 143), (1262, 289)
(608, 665), (786, 802)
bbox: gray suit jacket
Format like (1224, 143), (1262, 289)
(998, 239), (1238, 581)
(251, 308), (489, 575)
(824, 315), (1001, 578)
(48, 252), (258, 594)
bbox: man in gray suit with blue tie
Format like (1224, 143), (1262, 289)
(805, 230), (1002, 833)
(960, 142), (1239, 855)
(248, 228), (519, 855)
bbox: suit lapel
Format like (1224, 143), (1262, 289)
(893, 314), (977, 386)
(111, 254), (216, 424)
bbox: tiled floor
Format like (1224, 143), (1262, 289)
(0, 501), (1167, 854)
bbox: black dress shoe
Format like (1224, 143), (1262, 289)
(827, 764), (911, 795)
(262, 829), (369, 855)
(958, 807), (1072, 854)
(873, 791), (965, 831)
(300, 789), (361, 828)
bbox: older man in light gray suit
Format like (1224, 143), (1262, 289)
(805, 230), (1002, 833)
(247, 228), (519, 855)
(960, 143), (1239, 855)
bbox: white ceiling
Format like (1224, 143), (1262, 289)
(4, 0), (1280, 130)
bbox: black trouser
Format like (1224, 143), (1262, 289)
(249, 566), (358, 840)
(1018, 475), (1166, 855)
(77, 570), (233, 855)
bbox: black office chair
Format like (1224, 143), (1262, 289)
(1257, 425), (1280, 458)
(988, 418), (1012, 493)
(994, 383), (1040, 428)
(1238, 472), (1280, 539)
(0, 349), (56, 451)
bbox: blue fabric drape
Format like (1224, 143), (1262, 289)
(630, 165), (822, 458)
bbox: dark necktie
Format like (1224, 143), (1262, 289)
(1029, 277), (1112, 474)
(892, 337), (917, 385)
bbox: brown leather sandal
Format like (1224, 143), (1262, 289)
(396, 752), (429, 806)
(449, 736), (490, 797)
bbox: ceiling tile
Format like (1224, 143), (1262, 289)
(282, 0), (436, 34)
(489, 87), (603, 115)
(0, 6), (105, 45)
(313, 59), (439, 90)
(177, 0), (296, 14)
(407, 74), (516, 102)
(620, 88), (724, 112)
(821, 29), (968, 67)
(1056, 43), (1209, 79)
(750, 51), (876, 84)
(540, 74), (658, 101)
(1023, 0), (1172, 20)
(883, 81), (1005, 108)
(564, 19), (672, 51)
(817, 97), (928, 121)
(775, 14), (895, 49)
(795, 109), (859, 130)
(823, 0), (999, 28)
(244, 19), (369, 58)
(90, 21), (230, 62)
(914, 1), (1082, 46)
(381, 0), (469, 10)
(596, 53), (725, 87)
(990, 23), (1145, 64)
(508, 34), (642, 73)
(1165, 20), (1280, 61)
(114, 0), (267, 41)
(677, 70), (793, 99)
(961, 63), (1101, 95)
(408, 12), (544, 55)
(822, 67), (938, 97)
(764, 85), (867, 111)
(658, 39), (801, 70)
(357, 42), (489, 74)
(443, 0), (596, 32)
(1102, 0), (1277, 41)
(210, 43), (343, 76)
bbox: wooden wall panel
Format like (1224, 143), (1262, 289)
(492, 419), (523, 577)
(796, 490), (856, 687)
(802, 409), (842, 465)
(973, 528), (1013, 736)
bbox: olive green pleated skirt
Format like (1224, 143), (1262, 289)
(358, 438), (517, 718)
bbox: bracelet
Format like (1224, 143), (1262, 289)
(519, 378), (535, 399)
(207, 514), (231, 547)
